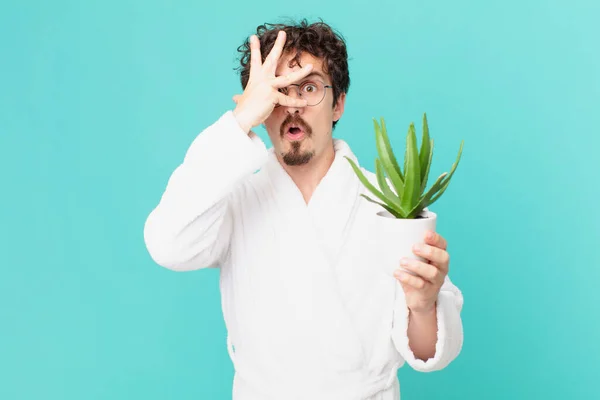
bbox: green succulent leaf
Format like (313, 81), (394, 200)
(408, 172), (448, 218)
(427, 176), (454, 207)
(419, 114), (432, 193)
(403, 147), (408, 178)
(345, 156), (406, 216)
(407, 204), (426, 219)
(426, 140), (464, 206)
(360, 194), (405, 218)
(400, 123), (421, 212)
(375, 118), (404, 195)
(375, 158), (402, 209)
(420, 138), (434, 194)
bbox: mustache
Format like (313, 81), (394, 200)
(280, 115), (312, 136)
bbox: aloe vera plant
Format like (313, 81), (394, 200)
(345, 113), (464, 219)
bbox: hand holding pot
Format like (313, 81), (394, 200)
(394, 230), (450, 314)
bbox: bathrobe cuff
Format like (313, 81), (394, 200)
(391, 277), (464, 372)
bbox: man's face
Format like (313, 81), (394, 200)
(263, 51), (346, 167)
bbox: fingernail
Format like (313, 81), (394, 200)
(400, 258), (408, 266)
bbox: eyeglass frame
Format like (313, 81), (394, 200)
(274, 79), (333, 107)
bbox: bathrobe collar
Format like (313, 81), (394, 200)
(264, 138), (364, 267)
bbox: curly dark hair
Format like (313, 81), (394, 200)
(235, 18), (350, 129)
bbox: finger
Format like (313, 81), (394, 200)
(399, 258), (443, 284)
(276, 91), (308, 108)
(264, 30), (286, 68)
(424, 230), (447, 250)
(249, 35), (262, 78)
(394, 271), (427, 290)
(413, 243), (449, 273)
(272, 64), (314, 88)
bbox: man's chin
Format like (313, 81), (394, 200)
(280, 144), (313, 166)
(282, 151), (313, 166)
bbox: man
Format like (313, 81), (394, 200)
(144, 19), (463, 400)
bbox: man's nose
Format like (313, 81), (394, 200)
(284, 88), (305, 114)
(285, 104), (303, 115)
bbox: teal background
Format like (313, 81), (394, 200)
(1, 0), (598, 399)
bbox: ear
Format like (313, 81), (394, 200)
(332, 92), (346, 122)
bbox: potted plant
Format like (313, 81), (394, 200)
(345, 113), (464, 277)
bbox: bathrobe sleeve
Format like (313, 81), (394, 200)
(391, 274), (464, 372)
(144, 110), (268, 271)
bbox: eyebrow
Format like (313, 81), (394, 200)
(278, 71), (328, 83)
(304, 71), (327, 81)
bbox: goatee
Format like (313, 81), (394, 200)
(282, 141), (314, 166)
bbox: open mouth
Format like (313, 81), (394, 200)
(285, 125), (306, 141)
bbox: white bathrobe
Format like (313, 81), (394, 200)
(144, 110), (464, 400)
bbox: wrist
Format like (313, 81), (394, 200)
(232, 107), (252, 134)
(409, 302), (437, 317)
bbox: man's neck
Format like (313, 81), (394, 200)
(278, 143), (336, 205)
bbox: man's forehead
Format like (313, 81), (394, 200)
(277, 51), (319, 68)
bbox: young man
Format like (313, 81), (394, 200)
(144, 19), (463, 400)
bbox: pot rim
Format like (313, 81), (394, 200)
(376, 208), (437, 220)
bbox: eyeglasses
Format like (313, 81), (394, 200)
(275, 79), (333, 107)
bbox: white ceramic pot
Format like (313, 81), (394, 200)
(374, 208), (437, 277)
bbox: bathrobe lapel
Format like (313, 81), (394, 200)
(264, 138), (363, 268)
(262, 139), (368, 378)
